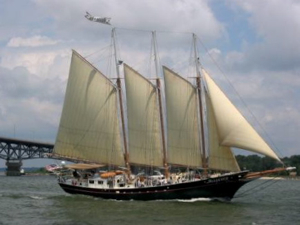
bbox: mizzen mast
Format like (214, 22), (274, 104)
(193, 33), (207, 174)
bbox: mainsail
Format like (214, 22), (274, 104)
(163, 66), (202, 168)
(202, 69), (281, 162)
(124, 64), (164, 167)
(53, 50), (124, 166)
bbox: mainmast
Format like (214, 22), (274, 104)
(112, 28), (130, 172)
(152, 31), (169, 178)
(193, 33), (207, 174)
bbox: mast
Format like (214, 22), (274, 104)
(193, 33), (207, 174)
(152, 31), (168, 178)
(112, 28), (130, 172)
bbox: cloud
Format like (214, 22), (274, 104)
(0, 44), (71, 79)
(0, 66), (64, 141)
(33, 0), (225, 42)
(0, 64), (63, 167)
(7, 36), (60, 47)
(228, 0), (300, 72)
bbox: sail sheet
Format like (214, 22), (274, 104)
(202, 69), (281, 162)
(124, 64), (164, 167)
(206, 93), (240, 171)
(53, 50), (125, 166)
(163, 66), (202, 167)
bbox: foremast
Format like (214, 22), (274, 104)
(152, 31), (169, 179)
(112, 28), (130, 173)
(193, 33), (208, 175)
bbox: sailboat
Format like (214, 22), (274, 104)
(52, 29), (294, 201)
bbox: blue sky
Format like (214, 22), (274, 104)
(0, 0), (300, 167)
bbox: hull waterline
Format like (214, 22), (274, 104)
(58, 171), (251, 201)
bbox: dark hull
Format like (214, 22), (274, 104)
(58, 171), (252, 201)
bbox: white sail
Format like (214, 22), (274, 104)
(206, 93), (240, 171)
(53, 50), (125, 166)
(202, 69), (281, 162)
(124, 64), (164, 167)
(163, 66), (202, 167)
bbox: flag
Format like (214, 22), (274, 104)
(85, 12), (111, 25)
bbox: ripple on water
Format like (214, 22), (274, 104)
(0, 176), (300, 225)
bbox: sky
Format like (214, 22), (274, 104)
(0, 0), (299, 167)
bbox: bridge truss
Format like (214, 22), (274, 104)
(0, 137), (54, 161)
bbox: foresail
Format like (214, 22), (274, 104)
(202, 69), (281, 162)
(163, 66), (202, 168)
(53, 50), (124, 166)
(206, 93), (240, 172)
(124, 64), (164, 167)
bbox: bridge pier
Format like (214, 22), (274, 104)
(6, 160), (22, 176)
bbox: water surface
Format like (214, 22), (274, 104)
(0, 175), (299, 225)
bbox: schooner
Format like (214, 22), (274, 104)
(52, 22), (295, 200)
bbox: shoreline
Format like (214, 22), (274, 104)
(0, 172), (53, 176)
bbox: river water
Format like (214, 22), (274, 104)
(0, 174), (299, 225)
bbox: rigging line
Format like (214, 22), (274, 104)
(116, 27), (152, 33)
(90, 52), (114, 65)
(171, 58), (192, 75)
(83, 44), (112, 58)
(196, 36), (285, 161)
(106, 36), (115, 78)
(234, 176), (282, 199)
(117, 31), (156, 78)
(88, 45), (113, 67)
(115, 30), (122, 68)
(158, 30), (193, 35)
(116, 26), (193, 35)
(131, 48), (156, 73)
(153, 32), (162, 78)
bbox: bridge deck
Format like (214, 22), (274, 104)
(0, 136), (54, 160)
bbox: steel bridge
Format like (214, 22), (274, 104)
(0, 136), (54, 176)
